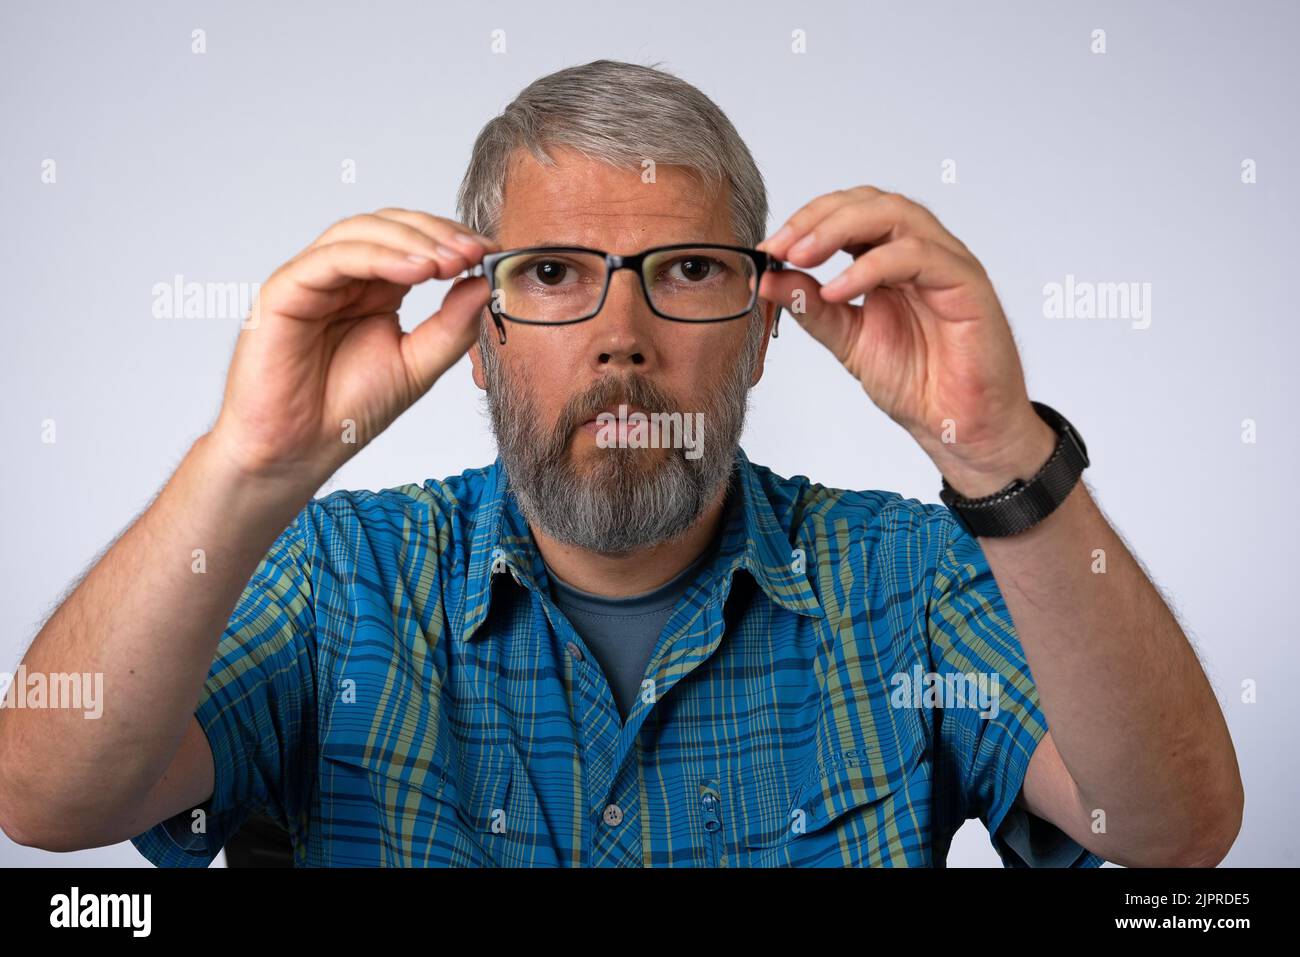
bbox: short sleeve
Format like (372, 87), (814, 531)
(926, 509), (1104, 868)
(129, 507), (318, 867)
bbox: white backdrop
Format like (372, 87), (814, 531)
(1, 0), (1295, 867)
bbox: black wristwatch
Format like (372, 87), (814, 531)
(938, 401), (1089, 538)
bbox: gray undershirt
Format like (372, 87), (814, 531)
(547, 547), (713, 722)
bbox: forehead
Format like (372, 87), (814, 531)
(496, 145), (735, 252)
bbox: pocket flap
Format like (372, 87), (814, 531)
(790, 713), (928, 836)
(319, 735), (448, 799)
(739, 708), (929, 849)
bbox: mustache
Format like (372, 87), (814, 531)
(558, 375), (681, 439)
(510, 373), (686, 470)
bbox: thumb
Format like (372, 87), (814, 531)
(760, 268), (859, 366)
(401, 275), (490, 395)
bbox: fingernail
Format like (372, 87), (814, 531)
(406, 254), (432, 265)
(433, 242), (463, 259)
(821, 274), (847, 296)
(789, 232), (817, 256)
(766, 224), (794, 248)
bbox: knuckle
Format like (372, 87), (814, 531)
(311, 220), (347, 246)
(882, 192), (910, 213)
(355, 240), (385, 261)
(898, 235), (927, 256)
(319, 213), (369, 242)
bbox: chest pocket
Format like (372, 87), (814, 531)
(448, 742), (563, 867)
(719, 705), (931, 867)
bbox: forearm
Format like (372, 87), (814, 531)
(940, 426), (1242, 865)
(0, 432), (315, 838)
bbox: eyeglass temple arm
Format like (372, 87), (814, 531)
(465, 266), (509, 344)
(766, 257), (785, 339)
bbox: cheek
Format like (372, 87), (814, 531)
(504, 328), (586, 388)
(674, 326), (745, 383)
(496, 346), (572, 421)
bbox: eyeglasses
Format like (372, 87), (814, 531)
(468, 243), (785, 343)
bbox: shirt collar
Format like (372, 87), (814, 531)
(458, 447), (824, 643)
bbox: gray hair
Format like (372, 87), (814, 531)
(455, 58), (769, 247)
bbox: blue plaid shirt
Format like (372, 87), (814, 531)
(131, 448), (1103, 867)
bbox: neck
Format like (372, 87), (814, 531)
(530, 481), (730, 597)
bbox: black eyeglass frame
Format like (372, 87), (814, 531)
(467, 242), (786, 344)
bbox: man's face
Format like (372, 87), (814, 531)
(469, 146), (775, 555)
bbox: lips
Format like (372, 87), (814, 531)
(581, 405), (648, 426)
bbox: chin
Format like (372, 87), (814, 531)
(566, 442), (673, 478)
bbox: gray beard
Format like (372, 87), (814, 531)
(479, 316), (764, 556)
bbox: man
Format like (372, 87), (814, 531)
(0, 59), (1241, 867)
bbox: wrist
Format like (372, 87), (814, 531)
(927, 414), (1058, 499)
(197, 429), (329, 503)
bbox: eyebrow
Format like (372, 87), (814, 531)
(520, 240), (733, 252)
(526, 240), (597, 249)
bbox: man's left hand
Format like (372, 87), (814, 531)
(757, 186), (1056, 497)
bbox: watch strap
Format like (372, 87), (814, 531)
(938, 401), (1089, 538)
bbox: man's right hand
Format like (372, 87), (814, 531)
(208, 208), (498, 486)
(0, 210), (502, 852)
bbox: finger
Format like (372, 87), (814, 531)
(268, 240), (444, 321)
(311, 213), (468, 268)
(778, 193), (964, 270)
(371, 208), (501, 258)
(400, 275), (492, 395)
(332, 278), (408, 321)
(778, 198), (895, 268)
(757, 268), (859, 366)
(757, 186), (885, 256)
(818, 236), (982, 304)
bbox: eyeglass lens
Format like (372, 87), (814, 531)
(491, 247), (759, 322)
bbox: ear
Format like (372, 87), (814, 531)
(468, 313), (488, 391)
(749, 300), (778, 387)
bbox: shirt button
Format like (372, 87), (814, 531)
(564, 640), (585, 661)
(602, 803), (623, 827)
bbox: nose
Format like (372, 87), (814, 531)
(588, 267), (657, 371)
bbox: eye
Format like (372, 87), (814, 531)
(667, 256), (723, 282)
(526, 259), (577, 287)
